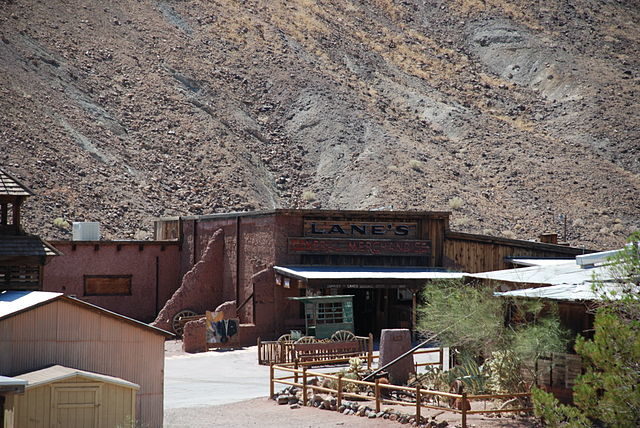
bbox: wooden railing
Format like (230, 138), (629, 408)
(270, 362), (532, 428)
(258, 334), (373, 365)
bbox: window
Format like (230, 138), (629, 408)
(84, 275), (132, 296)
(316, 302), (344, 324)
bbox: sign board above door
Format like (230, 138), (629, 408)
(303, 220), (418, 239)
(288, 237), (431, 256)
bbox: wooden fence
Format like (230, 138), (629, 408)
(257, 334), (373, 366)
(269, 361), (532, 428)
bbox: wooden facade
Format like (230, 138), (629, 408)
(443, 231), (591, 273)
(0, 294), (171, 428)
(152, 209), (594, 340)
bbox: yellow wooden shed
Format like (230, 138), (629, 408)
(3, 365), (139, 428)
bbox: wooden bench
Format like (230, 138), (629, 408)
(293, 341), (366, 363)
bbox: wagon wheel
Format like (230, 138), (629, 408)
(331, 330), (356, 342)
(172, 309), (198, 336)
(277, 333), (293, 343)
(295, 336), (317, 344)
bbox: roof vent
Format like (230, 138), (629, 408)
(72, 222), (101, 241)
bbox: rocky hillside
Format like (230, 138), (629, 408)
(1, 0), (638, 249)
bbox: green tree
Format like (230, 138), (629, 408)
(533, 231), (640, 427)
(573, 231), (640, 427)
(416, 279), (505, 359)
(417, 279), (570, 394)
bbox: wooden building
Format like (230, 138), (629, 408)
(4, 365), (138, 428)
(0, 290), (172, 428)
(0, 168), (59, 291)
(153, 209), (591, 340)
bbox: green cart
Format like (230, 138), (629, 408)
(288, 295), (355, 340)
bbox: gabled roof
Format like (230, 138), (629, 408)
(0, 168), (34, 197)
(16, 365), (139, 390)
(0, 235), (61, 257)
(0, 290), (173, 338)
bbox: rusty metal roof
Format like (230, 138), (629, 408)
(0, 167), (34, 197)
(0, 235), (60, 257)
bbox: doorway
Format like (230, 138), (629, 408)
(52, 384), (101, 428)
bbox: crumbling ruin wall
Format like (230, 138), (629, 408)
(152, 228), (224, 332)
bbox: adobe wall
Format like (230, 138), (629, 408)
(170, 213), (307, 340)
(43, 241), (182, 322)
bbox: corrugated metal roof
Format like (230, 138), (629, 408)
(0, 290), (173, 337)
(465, 261), (612, 286)
(0, 235), (61, 257)
(0, 375), (27, 387)
(471, 246), (638, 301)
(0, 168), (33, 196)
(274, 265), (466, 280)
(508, 258), (575, 267)
(16, 365), (139, 390)
(495, 282), (636, 301)
(0, 290), (62, 319)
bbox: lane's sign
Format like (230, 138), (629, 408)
(288, 237), (431, 256)
(304, 220), (418, 239)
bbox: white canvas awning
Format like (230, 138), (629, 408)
(274, 266), (465, 288)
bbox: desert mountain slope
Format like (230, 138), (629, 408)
(1, 0), (638, 249)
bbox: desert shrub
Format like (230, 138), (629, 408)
(53, 217), (70, 229)
(501, 230), (517, 239)
(408, 159), (423, 171)
(448, 196), (463, 210)
(301, 191), (316, 202)
(484, 349), (525, 394)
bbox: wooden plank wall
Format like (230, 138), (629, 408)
(444, 231), (592, 273)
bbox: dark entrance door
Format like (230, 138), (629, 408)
(350, 289), (376, 337)
(348, 288), (414, 338)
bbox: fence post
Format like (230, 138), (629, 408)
(368, 333), (374, 369)
(375, 378), (381, 413)
(269, 363), (274, 399)
(302, 366), (308, 406)
(337, 374), (343, 408)
(415, 385), (421, 423)
(257, 337), (262, 364)
(461, 392), (467, 428)
(294, 359), (299, 384)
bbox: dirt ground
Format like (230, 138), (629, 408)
(164, 397), (537, 428)
(164, 341), (537, 428)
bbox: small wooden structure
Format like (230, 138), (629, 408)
(288, 295), (354, 339)
(4, 365), (139, 428)
(0, 290), (173, 427)
(0, 167), (60, 291)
